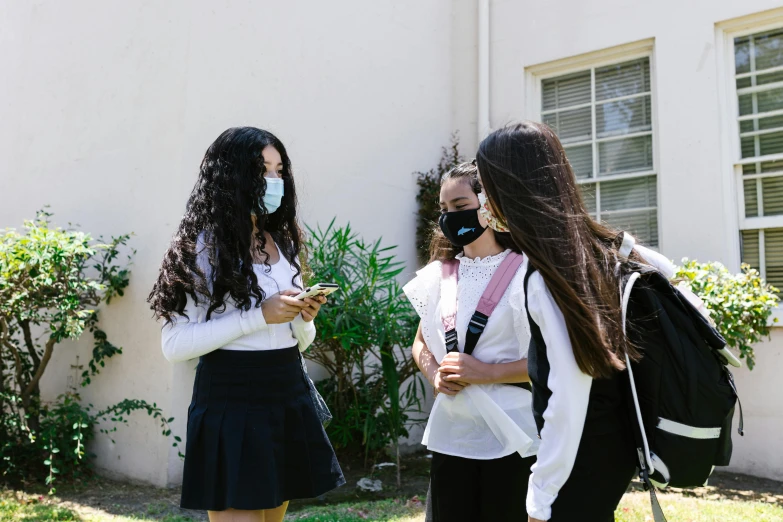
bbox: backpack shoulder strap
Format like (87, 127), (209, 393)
(618, 232), (636, 259)
(463, 253), (525, 355)
(440, 259), (460, 352)
(475, 252), (525, 316)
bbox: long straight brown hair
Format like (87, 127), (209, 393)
(476, 121), (647, 379)
(428, 162), (518, 263)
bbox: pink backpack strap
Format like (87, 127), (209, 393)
(440, 259), (460, 352)
(476, 253), (525, 316)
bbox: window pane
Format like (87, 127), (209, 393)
(738, 88), (783, 117)
(745, 179), (759, 217)
(738, 94), (753, 116)
(543, 107), (592, 143)
(580, 183), (596, 213)
(743, 160), (783, 175)
(600, 176), (657, 211)
(759, 130), (783, 156)
(762, 176), (783, 215)
(737, 77), (752, 90)
(741, 136), (756, 159)
(757, 70), (783, 86)
(741, 230), (760, 268)
(758, 114), (783, 131)
(734, 36), (751, 75)
(596, 95), (652, 138)
(753, 29), (783, 72)
(598, 135), (653, 176)
(564, 144), (593, 179)
(765, 229), (783, 291)
(757, 87), (783, 114)
(595, 58), (650, 101)
(542, 71), (591, 111)
(603, 210), (658, 248)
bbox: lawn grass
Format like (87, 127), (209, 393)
(287, 493), (783, 521)
(2, 471), (782, 522)
(616, 491), (783, 522)
(285, 498), (423, 522)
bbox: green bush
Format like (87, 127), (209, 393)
(0, 211), (178, 490)
(304, 221), (425, 476)
(414, 135), (463, 266)
(676, 260), (779, 370)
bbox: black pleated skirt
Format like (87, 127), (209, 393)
(180, 347), (345, 511)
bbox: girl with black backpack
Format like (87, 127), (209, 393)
(475, 121), (675, 522)
(404, 162), (540, 522)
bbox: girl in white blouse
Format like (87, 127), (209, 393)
(404, 162), (539, 522)
(148, 127), (344, 522)
(476, 121), (675, 522)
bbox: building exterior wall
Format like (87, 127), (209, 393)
(0, 0), (457, 486)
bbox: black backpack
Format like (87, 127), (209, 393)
(619, 235), (743, 521)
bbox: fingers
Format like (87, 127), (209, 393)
(303, 298), (322, 313)
(437, 381), (465, 394)
(442, 373), (469, 385)
(301, 309), (315, 322)
(436, 385), (458, 396)
(280, 289), (299, 297)
(280, 296), (308, 308)
(438, 364), (462, 374)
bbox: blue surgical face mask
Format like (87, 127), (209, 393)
(262, 178), (285, 213)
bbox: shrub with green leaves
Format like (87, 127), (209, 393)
(304, 221), (425, 479)
(0, 211), (178, 490)
(676, 260), (779, 370)
(414, 135), (463, 266)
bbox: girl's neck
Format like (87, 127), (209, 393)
(463, 229), (504, 260)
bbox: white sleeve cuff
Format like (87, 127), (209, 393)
(526, 479), (556, 521)
(238, 305), (268, 335)
(291, 314), (316, 351)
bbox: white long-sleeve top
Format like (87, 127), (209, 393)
(161, 238), (316, 363)
(525, 245), (675, 520)
(403, 250), (539, 460)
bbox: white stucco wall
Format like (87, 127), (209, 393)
(0, 0), (457, 486)
(481, 0), (783, 481)
(3, 0), (782, 487)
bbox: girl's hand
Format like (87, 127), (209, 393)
(529, 518), (546, 522)
(261, 292), (308, 324)
(432, 370), (469, 396)
(438, 352), (494, 385)
(300, 295), (327, 322)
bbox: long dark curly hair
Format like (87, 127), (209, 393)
(148, 127), (304, 323)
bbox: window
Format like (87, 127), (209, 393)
(540, 57), (658, 247)
(734, 28), (783, 290)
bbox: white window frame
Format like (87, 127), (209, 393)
(717, 9), (783, 322)
(524, 39), (662, 250)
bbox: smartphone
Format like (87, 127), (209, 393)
(294, 283), (340, 300)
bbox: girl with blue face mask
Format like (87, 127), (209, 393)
(149, 127), (345, 522)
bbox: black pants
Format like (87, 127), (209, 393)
(427, 452), (536, 522)
(548, 427), (637, 522)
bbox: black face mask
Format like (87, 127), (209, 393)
(439, 208), (487, 247)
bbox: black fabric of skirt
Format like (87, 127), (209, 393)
(427, 452), (536, 522)
(180, 347), (345, 511)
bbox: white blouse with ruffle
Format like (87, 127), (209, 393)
(403, 250), (539, 460)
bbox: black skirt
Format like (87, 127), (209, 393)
(180, 347), (345, 511)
